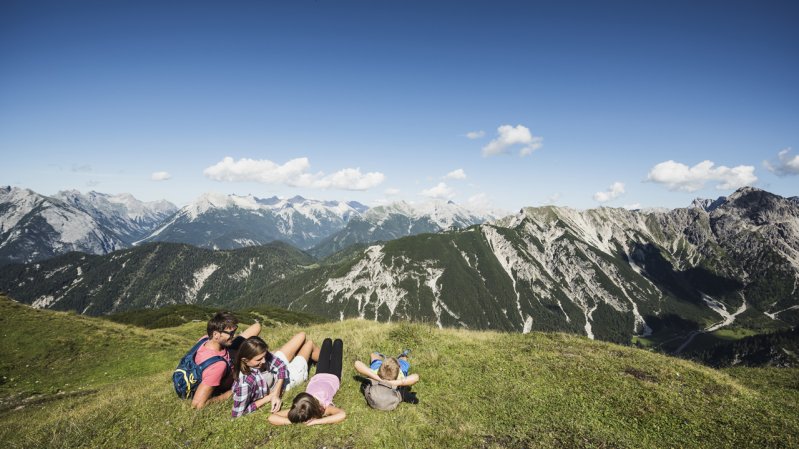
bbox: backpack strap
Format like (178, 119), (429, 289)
(197, 355), (229, 372)
(193, 337), (230, 375)
(373, 380), (398, 390)
(187, 336), (210, 356)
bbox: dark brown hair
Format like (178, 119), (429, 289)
(207, 311), (238, 338)
(378, 357), (400, 380)
(234, 336), (268, 377)
(288, 393), (325, 423)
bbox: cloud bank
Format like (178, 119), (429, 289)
(646, 160), (757, 192)
(594, 182), (625, 202)
(466, 130), (485, 139)
(203, 157), (385, 191)
(764, 148), (799, 176)
(482, 125), (543, 157)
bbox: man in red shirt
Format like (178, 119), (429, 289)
(191, 311), (261, 409)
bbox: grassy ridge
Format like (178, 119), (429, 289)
(1, 296), (798, 448)
(104, 304), (330, 329)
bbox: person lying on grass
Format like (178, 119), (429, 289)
(231, 333), (320, 417)
(353, 349), (419, 388)
(268, 338), (346, 426)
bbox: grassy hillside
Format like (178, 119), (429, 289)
(1, 295), (797, 448)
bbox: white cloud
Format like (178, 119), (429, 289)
(623, 203), (641, 210)
(482, 124), (543, 157)
(204, 157), (309, 183)
(444, 169), (467, 180)
(466, 130), (485, 139)
(203, 157), (385, 191)
(384, 188), (401, 196)
(151, 171), (171, 181)
(305, 168), (385, 190)
(420, 182), (454, 200)
(546, 193), (561, 204)
(594, 182), (626, 202)
(764, 148), (799, 176)
(646, 160), (757, 192)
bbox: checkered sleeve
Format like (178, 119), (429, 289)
(269, 352), (288, 380)
(231, 376), (258, 417)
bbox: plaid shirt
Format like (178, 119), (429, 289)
(231, 352), (287, 417)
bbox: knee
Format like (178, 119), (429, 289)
(295, 331), (306, 341)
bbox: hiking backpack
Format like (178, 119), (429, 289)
(363, 379), (402, 411)
(173, 337), (229, 399)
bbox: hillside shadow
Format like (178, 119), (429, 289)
(629, 243), (743, 302)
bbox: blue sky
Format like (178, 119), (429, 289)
(1, 0), (797, 212)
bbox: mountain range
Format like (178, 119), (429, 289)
(255, 187), (795, 349)
(2, 186), (796, 357)
(0, 187), (497, 265)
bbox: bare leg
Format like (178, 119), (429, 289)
(276, 332), (306, 362)
(310, 341), (322, 362)
(297, 339), (317, 363)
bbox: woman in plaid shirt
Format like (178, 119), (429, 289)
(231, 332), (319, 417)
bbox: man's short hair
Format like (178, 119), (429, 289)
(378, 357), (400, 380)
(207, 311), (238, 338)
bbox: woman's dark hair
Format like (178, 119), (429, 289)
(207, 311), (238, 338)
(288, 393), (325, 423)
(233, 336), (268, 377)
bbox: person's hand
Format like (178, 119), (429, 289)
(270, 396), (282, 413)
(304, 418), (319, 426)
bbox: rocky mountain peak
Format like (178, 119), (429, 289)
(690, 196), (727, 212)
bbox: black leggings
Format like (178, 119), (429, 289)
(316, 338), (343, 380)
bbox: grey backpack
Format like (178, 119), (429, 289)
(364, 379), (402, 411)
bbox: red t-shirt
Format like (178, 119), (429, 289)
(194, 338), (231, 387)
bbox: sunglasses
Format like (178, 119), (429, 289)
(220, 327), (238, 338)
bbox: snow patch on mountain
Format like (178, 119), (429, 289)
(0, 187), (42, 233)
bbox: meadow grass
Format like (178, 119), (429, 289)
(1, 296), (797, 448)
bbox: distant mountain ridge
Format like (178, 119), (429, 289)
(309, 200), (500, 258)
(138, 192), (369, 250)
(0, 187), (499, 265)
(0, 187), (177, 265)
